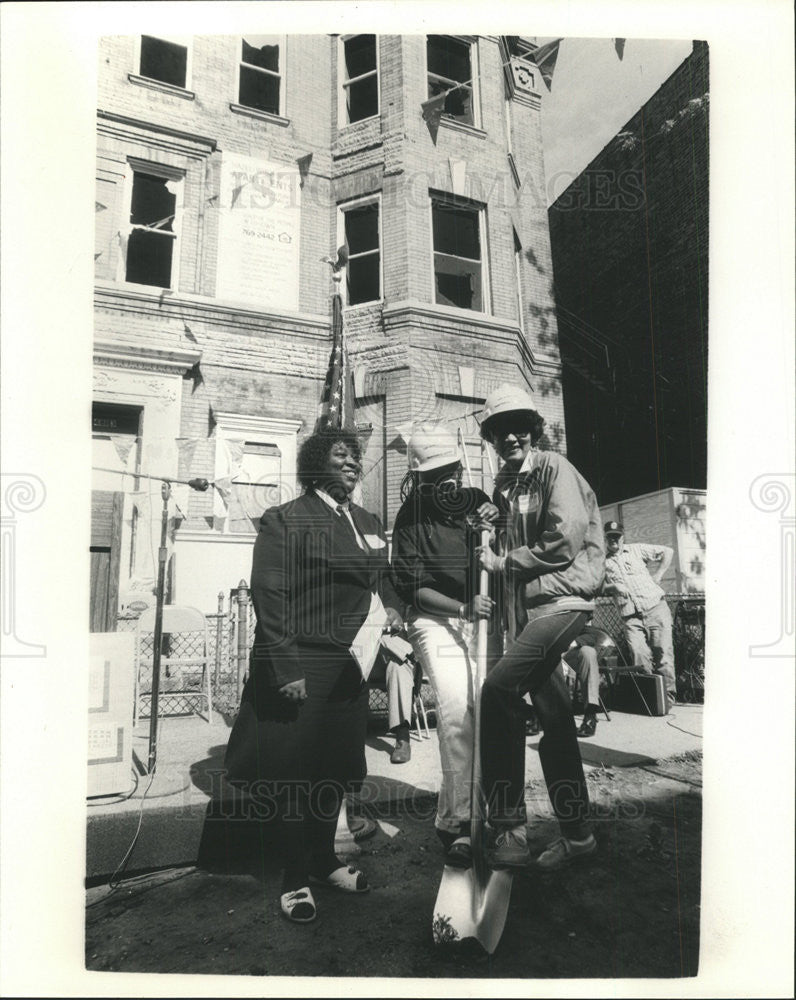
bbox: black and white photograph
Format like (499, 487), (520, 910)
(0, 2), (793, 996)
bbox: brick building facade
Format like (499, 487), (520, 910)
(92, 34), (566, 619)
(548, 41), (709, 505)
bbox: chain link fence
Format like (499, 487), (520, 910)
(119, 588), (705, 722)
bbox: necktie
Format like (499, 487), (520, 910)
(337, 504), (365, 549)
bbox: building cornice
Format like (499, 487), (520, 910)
(94, 283), (331, 339)
(381, 300), (561, 378)
(94, 340), (202, 375)
(97, 110), (217, 155)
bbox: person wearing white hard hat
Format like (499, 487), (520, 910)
(476, 384), (606, 871)
(391, 422), (499, 870)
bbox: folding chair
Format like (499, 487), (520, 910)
(578, 624), (655, 719)
(134, 605), (213, 726)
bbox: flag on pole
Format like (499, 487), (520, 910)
(529, 39), (562, 90)
(317, 279), (356, 431)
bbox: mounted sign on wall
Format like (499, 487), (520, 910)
(216, 151), (301, 311)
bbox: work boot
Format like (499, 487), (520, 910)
(577, 712), (597, 737)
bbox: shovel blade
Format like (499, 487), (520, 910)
(432, 865), (513, 954)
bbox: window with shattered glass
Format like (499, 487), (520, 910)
(426, 36), (476, 127)
(125, 171), (180, 288)
(239, 35), (282, 115)
(342, 198), (381, 305)
(139, 35), (188, 89)
(229, 442), (282, 533)
(341, 35), (378, 124)
(431, 197), (484, 311)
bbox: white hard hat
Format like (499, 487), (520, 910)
(480, 383), (538, 436)
(407, 423), (461, 473)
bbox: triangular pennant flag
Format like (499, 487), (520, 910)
(421, 91), (447, 144)
(110, 435), (136, 466)
(296, 153), (313, 187)
(225, 438), (246, 479)
(171, 483), (191, 520)
(175, 437), (198, 473)
(614, 38), (626, 61)
(95, 201), (107, 213)
(212, 476), (232, 521)
(530, 39), (561, 90)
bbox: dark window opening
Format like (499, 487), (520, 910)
(239, 36), (281, 114)
(343, 201), (381, 305)
(427, 35), (474, 126)
(140, 35), (188, 89)
(342, 35), (378, 123)
(126, 172), (178, 288)
(432, 198), (483, 311)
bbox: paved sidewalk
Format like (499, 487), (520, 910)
(86, 703), (703, 878)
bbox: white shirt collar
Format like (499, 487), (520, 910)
(314, 487), (348, 512)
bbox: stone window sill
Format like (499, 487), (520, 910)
(128, 74), (195, 100)
(229, 103), (290, 127)
(438, 116), (487, 140)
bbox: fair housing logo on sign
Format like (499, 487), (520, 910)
(216, 151), (301, 311)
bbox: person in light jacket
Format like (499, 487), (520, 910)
(476, 385), (605, 871)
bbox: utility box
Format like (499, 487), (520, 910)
(600, 487), (706, 594)
(88, 632), (135, 797)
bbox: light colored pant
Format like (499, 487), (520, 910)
(406, 614), (476, 837)
(562, 644), (600, 707)
(384, 660), (414, 732)
(624, 600), (676, 702)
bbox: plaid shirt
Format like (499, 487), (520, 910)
(604, 543), (668, 616)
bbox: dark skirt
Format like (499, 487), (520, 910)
(224, 644), (368, 795)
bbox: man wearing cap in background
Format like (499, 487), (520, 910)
(476, 384), (605, 871)
(603, 522), (676, 709)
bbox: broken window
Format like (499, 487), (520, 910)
(239, 35), (282, 115)
(341, 35), (378, 124)
(426, 36), (476, 127)
(125, 170), (180, 288)
(229, 442), (282, 533)
(139, 35), (188, 89)
(342, 198), (381, 305)
(431, 197), (484, 311)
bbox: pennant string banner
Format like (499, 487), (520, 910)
(110, 435), (136, 466)
(175, 437), (198, 472)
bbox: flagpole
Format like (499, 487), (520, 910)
(334, 270), (345, 424)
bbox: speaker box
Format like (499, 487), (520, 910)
(610, 672), (668, 716)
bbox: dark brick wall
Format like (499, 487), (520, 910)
(548, 42), (709, 504)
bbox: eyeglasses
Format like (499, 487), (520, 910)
(488, 423), (532, 439)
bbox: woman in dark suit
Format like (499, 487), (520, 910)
(224, 427), (402, 923)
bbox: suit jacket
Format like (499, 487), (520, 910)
(249, 490), (401, 687)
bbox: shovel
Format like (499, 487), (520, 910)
(432, 528), (513, 953)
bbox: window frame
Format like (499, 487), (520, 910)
(119, 158), (185, 292)
(338, 34), (380, 127)
(424, 35), (481, 131)
(428, 192), (490, 315)
(235, 34), (286, 118)
(337, 193), (383, 307)
(212, 412), (302, 534)
(134, 33), (192, 92)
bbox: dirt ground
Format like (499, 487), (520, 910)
(85, 753), (701, 980)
